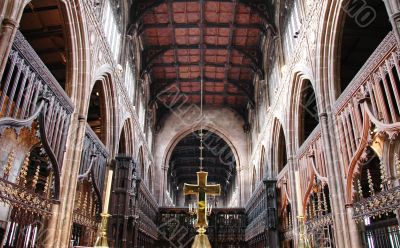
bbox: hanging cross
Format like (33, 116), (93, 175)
(184, 171), (220, 233)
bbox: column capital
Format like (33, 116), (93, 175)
(318, 112), (328, 118)
(2, 18), (19, 28)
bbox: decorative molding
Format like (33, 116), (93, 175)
(353, 186), (400, 222)
(0, 178), (54, 218)
(13, 31), (74, 114)
(334, 32), (397, 114)
(305, 213), (333, 232)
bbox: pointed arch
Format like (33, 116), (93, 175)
(137, 146), (145, 180)
(259, 146), (266, 180)
(251, 166), (257, 193)
(87, 71), (117, 152)
(118, 118), (134, 156)
(148, 166), (153, 193)
(287, 70), (319, 149)
(271, 118), (288, 176)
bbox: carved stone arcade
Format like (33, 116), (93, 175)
(0, 30), (73, 247)
(71, 125), (110, 247)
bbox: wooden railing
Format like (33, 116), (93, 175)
(1, 31), (74, 169)
(245, 181), (266, 241)
(79, 124), (109, 195)
(296, 125), (328, 201)
(137, 180), (159, 240)
(157, 207), (246, 248)
(334, 32), (399, 174)
(0, 30), (74, 206)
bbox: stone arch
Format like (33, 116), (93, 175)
(316, 0), (392, 110)
(271, 118), (288, 177)
(163, 125), (241, 173)
(118, 118), (134, 156)
(87, 69), (117, 152)
(147, 165), (153, 193)
(154, 106), (248, 204)
(18, 0), (91, 109)
(251, 166), (257, 193)
(287, 70), (319, 149)
(163, 126), (241, 206)
(259, 146), (266, 180)
(137, 146), (145, 180)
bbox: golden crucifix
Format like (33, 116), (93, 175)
(184, 171), (220, 248)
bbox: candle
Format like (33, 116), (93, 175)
(103, 169), (114, 213)
(295, 171), (303, 216)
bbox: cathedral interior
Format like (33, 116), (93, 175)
(0, 0), (400, 247)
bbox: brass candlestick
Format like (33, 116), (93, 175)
(94, 170), (113, 248)
(94, 213), (111, 247)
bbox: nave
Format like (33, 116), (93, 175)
(0, 0), (399, 247)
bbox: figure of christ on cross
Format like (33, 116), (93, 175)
(183, 171), (221, 234)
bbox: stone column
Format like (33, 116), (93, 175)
(0, 0), (30, 79)
(383, 0), (400, 45)
(319, 113), (348, 248)
(44, 114), (87, 248)
(346, 204), (363, 248)
(286, 157), (299, 247)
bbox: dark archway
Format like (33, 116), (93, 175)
(299, 80), (318, 145)
(20, 0), (69, 89)
(87, 81), (107, 143)
(272, 119), (288, 175)
(259, 146), (266, 180)
(118, 119), (134, 156)
(339, 0), (391, 94)
(167, 130), (237, 207)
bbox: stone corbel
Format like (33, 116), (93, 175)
(307, 149), (328, 184)
(0, 93), (48, 134)
(359, 91), (400, 141)
(78, 152), (98, 181)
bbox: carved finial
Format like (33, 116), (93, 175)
(379, 158), (389, 190)
(322, 190), (328, 213)
(357, 179), (363, 199)
(17, 152), (30, 186)
(43, 171), (52, 196)
(317, 192), (322, 216)
(32, 164), (40, 190)
(3, 150), (15, 180)
(76, 190), (82, 210)
(92, 202), (97, 217)
(88, 193), (93, 216)
(367, 169), (374, 196)
(312, 197), (317, 218)
(83, 191), (88, 211)
(395, 153), (400, 178)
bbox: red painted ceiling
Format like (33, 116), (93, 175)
(138, 1), (268, 112)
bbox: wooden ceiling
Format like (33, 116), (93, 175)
(133, 0), (273, 117)
(20, 0), (67, 89)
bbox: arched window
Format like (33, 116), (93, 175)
(88, 81), (107, 143)
(138, 147), (145, 179)
(252, 166), (257, 192)
(102, 0), (121, 61)
(259, 147), (266, 180)
(299, 80), (318, 144)
(277, 126), (288, 173)
(20, 0), (68, 89)
(125, 59), (136, 102)
(118, 120), (134, 156)
(339, 0), (391, 94)
(148, 167), (153, 192)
